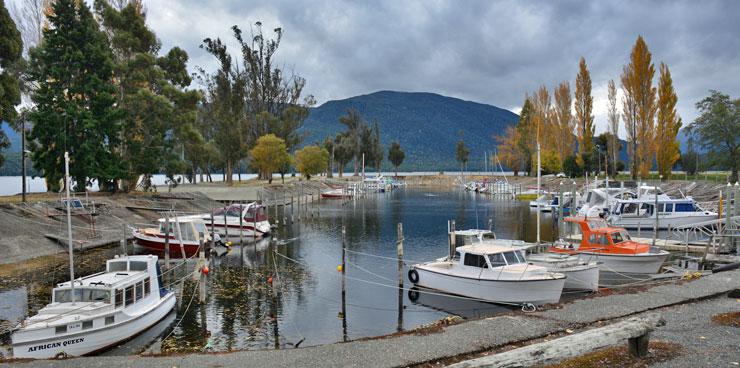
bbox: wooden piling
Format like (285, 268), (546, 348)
(397, 222), (404, 332)
(449, 220), (456, 259)
(164, 214), (170, 269)
(223, 206), (229, 239)
(341, 225), (348, 342)
(121, 223), (127, 255)
(210, 209), (215, 253)
(199, 239), (206, 304)
(239, 205), (244, 246)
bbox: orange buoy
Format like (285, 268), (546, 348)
(267, 277), (273, 283)
(201, 266), (209, 275)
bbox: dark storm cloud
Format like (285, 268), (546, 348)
(144, 0), (740, 136)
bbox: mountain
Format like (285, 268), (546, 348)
(300, 90), (520, 171)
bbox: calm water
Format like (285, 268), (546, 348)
(0, 188), (562, 357)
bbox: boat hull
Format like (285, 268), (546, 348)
(610, 213), (717, 230)
(528, 261), (600, 291)
(12, 293), (176, 359)
(207, 222), (270, 239)
(412, 267), (565, 305)
(133, 232), (200, 257)
(577, 251), (670, 274)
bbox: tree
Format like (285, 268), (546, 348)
(575, 56), (595, 171)
(455, 131), (469, 174)
(541, 150), (562, 174)
(295, 145), (328, 180)
(607, 79), (620, 174)
(388, 141), (405, 176)
(655, 63), (681, 180)
(680, 134), (699, 176)
(495, 126), (523, 176)
(333, 133), (354, 177)
(562, 155), (582, 178)
(338, 108), (364, 175)
(95, 0), (200, 191)
(621, 36), (657, 179)
(516, 97), (535, 175)
(552, 81), (575, 164)
(250, 134), (291, 184)
(0, 0), (22, 168)
(28, 0), (123, 192)
(686, 91), (739, 182)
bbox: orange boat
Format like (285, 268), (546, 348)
(549, 217), (670, 274)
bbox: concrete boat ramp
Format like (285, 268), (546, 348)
(4, 269), (738, 368)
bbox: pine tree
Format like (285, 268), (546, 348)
(388, 141), (405, 176)
(516, 97), (535, 175)
(28, 0), (123, 192)
(621, 36), (657, 179)
(655, 63), (681, 180)
(575, 56), (595, 171)
(0, 0), (22, 168)
(456, 131), (469, 174)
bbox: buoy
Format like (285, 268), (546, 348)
(337, 265), (343, 272)
(201, 266), (209, 275)
(226, 241), (232, 246)
(267, 277), (273, 283)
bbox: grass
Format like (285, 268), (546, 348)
(710, 311), (740, 328)
(610, 171), (733, 183)
(542, 341), (682, 368)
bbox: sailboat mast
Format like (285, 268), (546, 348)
(536, 143), (541, 244)
(64, 152), (76, 304)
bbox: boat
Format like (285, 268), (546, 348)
(363, 175), (391, 192)
(11, 255), (176, 359)
(182, 203), (271, 238)
(577, 187), (636, 217)
(451, 230), (599, 291)
(551, 217), (670, 274)
(409, 244), (566, 305)
(132, 217), (221, 257)
(11, 152), (176, 359)
(607, 197), (717, 230)
(529, 193), (551, 209)
(321, 186), (358, 199)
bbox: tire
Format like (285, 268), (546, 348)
(408, 287), (420, 302)
(408, 269), (419, 284)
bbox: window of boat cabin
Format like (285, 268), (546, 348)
(130, 261), (148, 271)
(464, 253), (488, 268)
(640, 203), (653, 215)
(54, 288), (110, 303)
(611, 232), (624, 244)
(135, 282), (144, 302)
(144, 278), (151, 296)
(675, 202), (696, 212)
(82, 320), (93, 330)
(115, 289), (123, 307)
(226, 205), (242, 217)
(125, 285), (134, 306)
(180, 224), (195, 241)
(512, 250), (526, 263)
(658, 203), (673, 212)
(622, 203), (639, 215)
(588, 234), (610, 246)
(245, 205), (267, 222)
(108, 261), (127, 272)
(452, 251), (460, 261)
(55, 325), (67, 334)
(502, 251), (522, 265)
(488, 253), (506, 268)
(105, 316), (114, 325)
(194, 222), (208, 236)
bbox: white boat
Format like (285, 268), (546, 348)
(529, 194), (551, 208)
(452, 231), (599, 291)
(607, 197), (717, 230)
(11, 255), (176, 359)
(10, 150), (176, 360)
(182, 203), (271, 238)
(409, 244), (566, 305)
(133, 217), (222, 257)
(363, 175), (391, 192)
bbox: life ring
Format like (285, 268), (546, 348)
(408, 269), (419, 284)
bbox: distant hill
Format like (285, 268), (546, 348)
(300, 90), (520, 171)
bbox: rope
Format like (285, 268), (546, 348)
(159, 280), (199, 344)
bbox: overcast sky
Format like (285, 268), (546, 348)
(19, 0), (740, 138)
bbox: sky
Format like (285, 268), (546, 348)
(13, 0), (740, 138)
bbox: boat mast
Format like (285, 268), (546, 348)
(64, 152), (76, 304)
(536, 143), (541, 244)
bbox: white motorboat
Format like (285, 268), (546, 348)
(529, 194), (551, 209)
(182, 203), (271, 238)
(364, 175), (391, 192)
(409, 244), (566, 305)
(452, 231), (599, 291)
(11, 255), (176, 359)
(607, 197), (717, 230)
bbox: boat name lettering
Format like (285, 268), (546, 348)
(27, 338), (84, 352)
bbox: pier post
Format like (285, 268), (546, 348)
(199, 239), (206, 304)
(397, 222), (404, 332)
(223, 206), (229, 239)
(558, 183), (564, 236)
(341, 225), (348, 342)
(239, 204), (244, 246)
(210, 209), (216, 253)
(164, 214), (170, 269)
(449, 220), (456, 259)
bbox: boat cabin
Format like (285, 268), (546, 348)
(562, 217), (650, 255)
(452, 244), (528, 269)
(154, 218), (210, 243)
(212, 203), (267, 223)
(452, 229), (496, 247)
(612, 198), (707, 218)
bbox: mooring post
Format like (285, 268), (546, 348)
(239, 204), (244, 246)
(121, 222), (127, 255)
(341, 224), (348, 342)
(449, 220), (456, 259)
(397, 222), (404, 332)
(164, 214), (170, 269)
(627, 332), (651, 358)
(558, 183), (564, 235)
(199, 239), (206, 304)
(210, 208), (216, 253)
(223, 205), (229, 239)
(290, 191), (294, 223)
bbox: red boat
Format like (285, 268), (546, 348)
(133, 218), (220, 258)
(549, 217), (670, 274)
(320, 188), (355, 199)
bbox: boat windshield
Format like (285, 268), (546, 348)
(54, 288), (111, 303)
(193, 222), (207, 235)
(614, 231), (631, 243)
(502, 251), (523, 265)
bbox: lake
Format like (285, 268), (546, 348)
(0, 188), (564, 356)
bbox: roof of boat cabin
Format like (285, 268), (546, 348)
(456, 243), (521, 255)
(156, 215), (207, 223)
(56, 255), (157, 289)
(453, 229), (494, 236)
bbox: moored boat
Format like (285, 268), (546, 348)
(182, 203), (271, 238)
(551, 217), (670, 274)
(409, 244), (566, 305)
(132, 217), (219, 257)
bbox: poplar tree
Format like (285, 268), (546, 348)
(607, 79), (620, 175)
(456, 131), (469, 174)
(621, 36), (657, 179)
(575, 57), (594, 170)
(495, 126), (523, 176)
(0, 0), (22, 168)
(553, 81), (575, 165)
(655, 63), (681, 180)
(516, 97), (535, 175)
(28, 0), (123, 192)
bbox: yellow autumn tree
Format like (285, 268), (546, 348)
(295, 145), (329, 180)
(495, 126), (524, 176)
(621, 36), (656, 179)
(655, 63), (681, 180)
(575, 57), (595, 169)
(250, 134), (291, 184)
(552, 81), (575, 165)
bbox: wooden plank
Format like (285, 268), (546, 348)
(448, 314), (665, 368)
